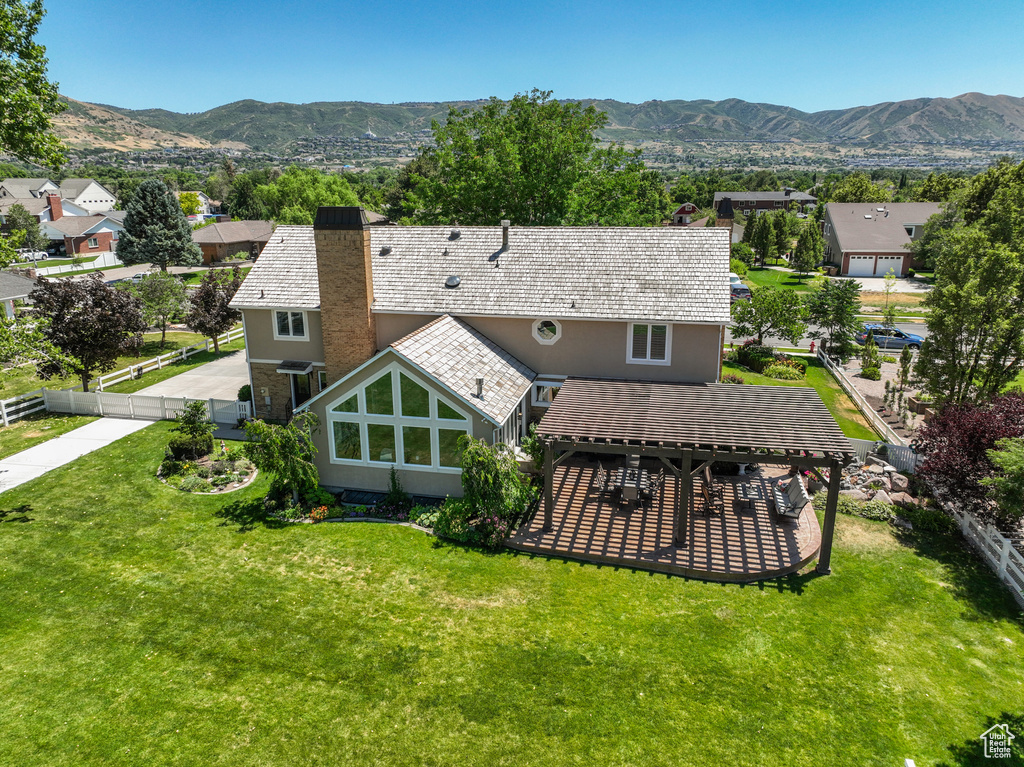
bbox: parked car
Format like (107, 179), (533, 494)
(729, 272), (742, 285)
(730, 283), (752, 303)
(854, 323), (924, 350)
(130, 271), (153, 283)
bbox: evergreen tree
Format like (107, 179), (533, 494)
(117, 178), (202, 272)
(791, 224), (821, 279)
(750, 211), (776, 266)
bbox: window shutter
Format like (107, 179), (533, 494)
(649, 325), (668, 360)
(632, 324), (649, 360)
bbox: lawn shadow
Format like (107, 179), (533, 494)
(892, 525), (1024, 624)
(214, 497), (287, 533)
(0, 503), (33, 523)
(937, 711), (1023, 766)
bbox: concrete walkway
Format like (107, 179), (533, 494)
(0, 418), (151, 493)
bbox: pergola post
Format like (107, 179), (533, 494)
(816, 458), (842, 574)
(674, 448), (692, 547)
(543, 438), (555, 532)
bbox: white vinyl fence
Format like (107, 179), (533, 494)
(0, 327), (245, 426)
(32, 250), (123, 276)
(43, 390), (251, 425)
(818, 349), (905, 446)
(949, 507), (1024, 610)
(848, 437), (923, 475)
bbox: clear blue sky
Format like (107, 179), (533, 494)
(38, 0), (1024, 113)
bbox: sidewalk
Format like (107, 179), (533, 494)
(0, 418), (151, 492)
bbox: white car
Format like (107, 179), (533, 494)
(729, 272), (743, 285)
(130, 271), (153, 283)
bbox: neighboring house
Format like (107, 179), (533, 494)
(230, 207), (730, 497)
(0, 194), (89, 226)
(56, 179), (117, 215)
(822, 202), (941, 277)
(176, 190), (218, 217)
(671, 202), (700, 225)
(40, 214), (124, 255)
(713, 189), (816, 215)
(0, 178), (59, 200)
(0, 271), (36, 319)
(192, 220), (274, 264)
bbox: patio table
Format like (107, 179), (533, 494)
(736, 482), (763, 512)
(613, 466), (649, 502)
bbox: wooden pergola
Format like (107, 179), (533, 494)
(535, 378), (856, 574)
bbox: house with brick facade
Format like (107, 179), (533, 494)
(40, 214), (124, 255)
(230, 206), (731, 497)
(192, 220), (274, 264)
(822, 202), (940, 277)
(713, 189), (816, 215)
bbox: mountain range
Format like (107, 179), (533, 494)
(56, 92), (1024, 154)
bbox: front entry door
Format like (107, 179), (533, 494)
(292, 373), (312, 408)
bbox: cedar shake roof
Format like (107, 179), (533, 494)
(537, 377), (854, 457)
(827, 202), (941, 253)
(390, 314), (536, 423)
(191, 220), (274, 245)
(231, 224), (731, 324)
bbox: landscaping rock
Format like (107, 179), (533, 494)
(872, 489), (894, 505)
(866, 455), (888, 467)
(890, 473), (910, 493)
(889, 492), (918, 507)
(840, 489), (871, 502)
(892, 516), (914, 530)
(864, 464), (885, 475)
(866, 476), (892, 493)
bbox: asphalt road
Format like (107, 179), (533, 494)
(725, 322), (928, 350)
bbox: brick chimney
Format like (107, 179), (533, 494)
(314, 206), (378, 386)
(47, 194), (63, 221)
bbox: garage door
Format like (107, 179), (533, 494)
(847, 256), (875, 277)
(874, 256), (903, 276)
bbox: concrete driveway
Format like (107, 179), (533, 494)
(134, 349), (250, 400)
(832, 275), (932, 293)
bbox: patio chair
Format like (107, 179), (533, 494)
(626, 454), (640, 469)
(772, 476), (811, 519)
(700, 478), (725, 516)
(593, 463), (608, 491)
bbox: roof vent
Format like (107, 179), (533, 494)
(380, 245), (393, 255)
(445, 275), (461, 288)
(449, 229), (461, 240)
(442, 248), (449, 257)
(864, 215), (872, 219)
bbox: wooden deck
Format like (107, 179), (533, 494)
(508, 463), (821, 582)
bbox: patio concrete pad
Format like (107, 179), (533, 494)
(133, 350), (249, 400)
(0, 418), (152, 493)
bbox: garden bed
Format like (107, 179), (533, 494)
(842, 357), (928, 441)
(158, 452), (258, 493)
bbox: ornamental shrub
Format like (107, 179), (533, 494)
(729, 258), (748, 276)
(168, 433), (214, 460)
(861, 366), (882, 381)
(722, 373), (745, 384)
(764, 364), (803, 380)
(179, 476), (210, 493)
(433, 497), (476, 542)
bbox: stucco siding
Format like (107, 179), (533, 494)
(243, 308), (326, 363)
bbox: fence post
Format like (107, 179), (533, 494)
(208, 398), (215, 423)
(161, 395), (166, 420)
(205, 339), (210, 352)
(128, 394), (134, 419)
(69, 388), (76, 415)
(97, 392), (104, 417)
(97, 375), (104, 392)
(0, 399), (8, 428)
(157, 355), (162, 369)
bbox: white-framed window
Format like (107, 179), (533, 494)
(273, 309), (307, 340)
(531, 375), (566, 407)
(627, 323), (671, 365)
(904, 226), (915, 237)
(87, 237), (98, 248)
(317, 370), (328, 392)
(774, 201), (783, 207)
(327, 363), (471, 472)
(532, 318), (562, 345)
(824, 223), (831, 236)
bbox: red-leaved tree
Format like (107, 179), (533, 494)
(916, 393), (1024, 524)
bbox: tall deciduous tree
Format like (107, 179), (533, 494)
(5, 202), (45, 251)
(0, 0), (65, 168)
(915, 227), (1024, 406)
(805, 278), (861, 361)
(826, 172), (892, 204)
(185, 267), (242, 353)
(178, 191), (202, 217)
(730, 286), (806, 346)
(415, 89), (664, 226)
(117, 178), (202, 272)
(126, 271), (187, 349)
(30, 275), (147, 391)
(254, 166), (360, 225)
(791, 223), (822, 279)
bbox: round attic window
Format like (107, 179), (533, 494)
(533, 318), (561, 345)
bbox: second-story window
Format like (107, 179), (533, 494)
(628, 323), (671, 365)
(274, 310), (307, 340)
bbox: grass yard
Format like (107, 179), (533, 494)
(743, 267), (816, 293)
(36, 255), (101, 267)
(178, 266), (252, 286)
(723, 358), (878, 440)
(0, 412), (97, 460)
(0, 421), (1020, 766)
(0, 331), (237, 399)
(102, 338), (245, 395)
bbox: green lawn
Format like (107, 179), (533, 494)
(723, 359), (878, 440)
(102, 337), (245, 394)
(178, 266), (252, 286)
(0, 421), (1020, 766)
(0, 412), (97, 460)
(36, 255), (101, 267)
(0, 331), (235, 399)
(743, 267), (816, 293)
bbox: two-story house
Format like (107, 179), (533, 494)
(822, 202), (941, 277)
(713, 189), (816, 216)
(231, 207), (731, 497)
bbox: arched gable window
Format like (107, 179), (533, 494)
(327, 362), (471, 471)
